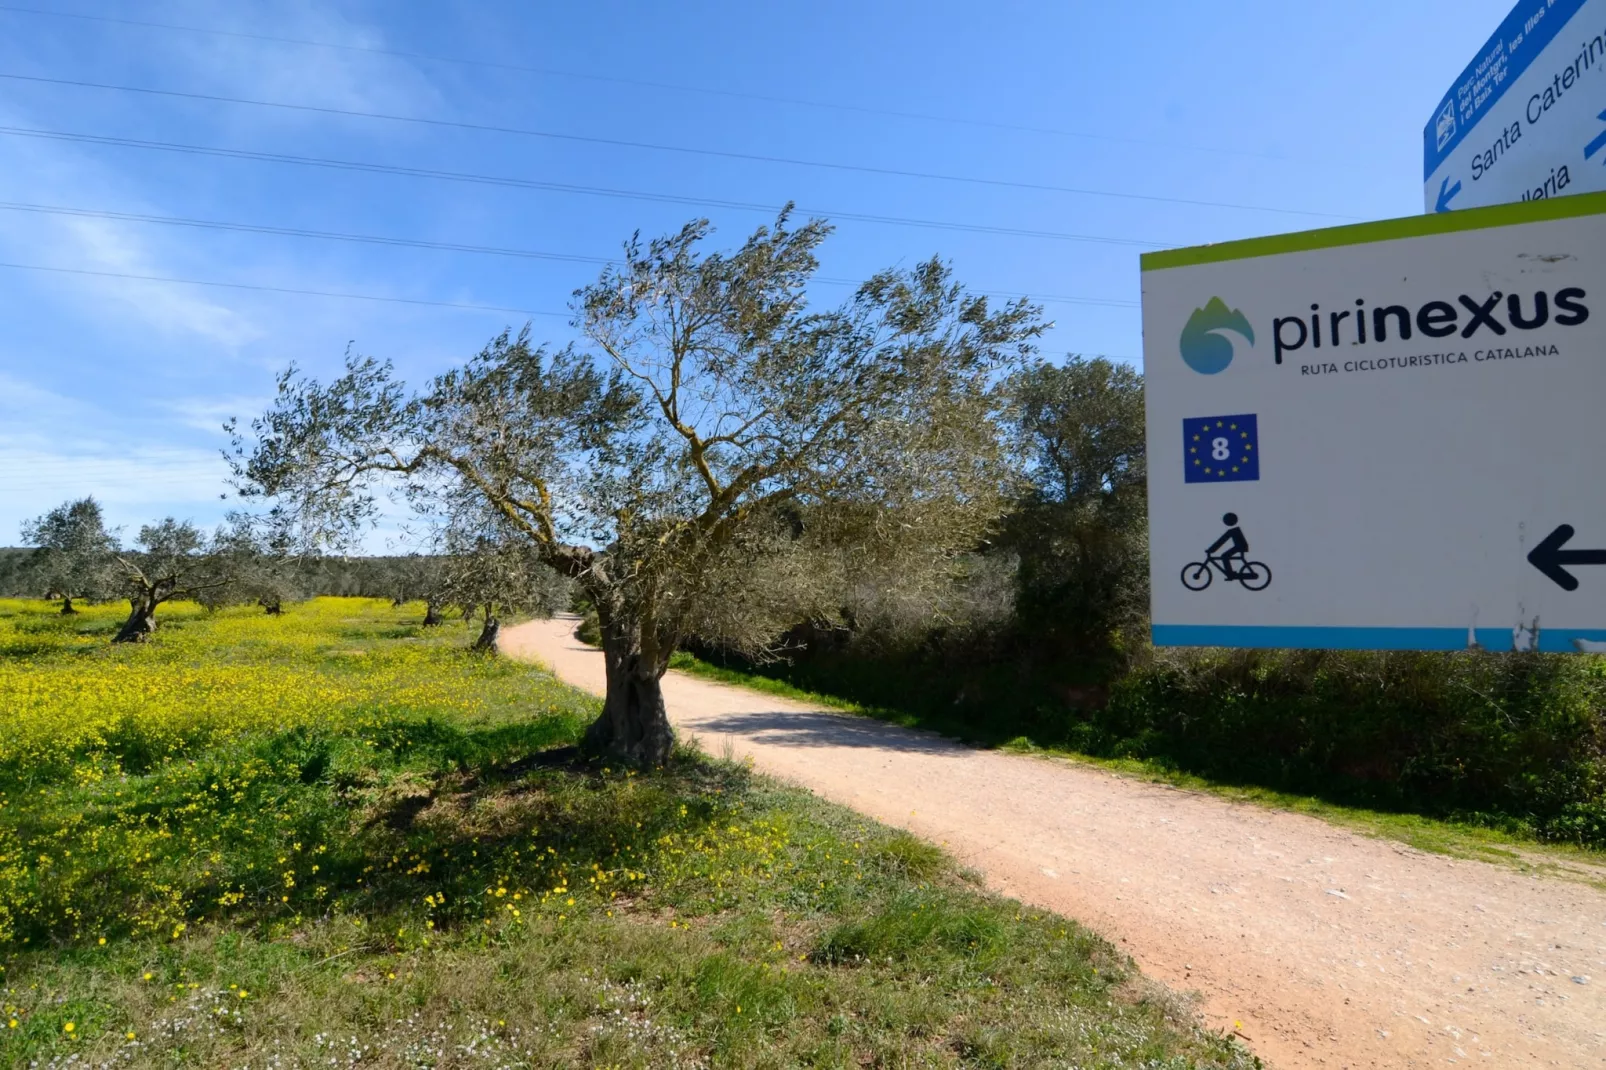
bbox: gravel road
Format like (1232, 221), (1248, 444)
(504, 616), (1606, 1069)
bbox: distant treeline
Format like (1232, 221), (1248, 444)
(0, 549), (423, 601)
(0, 549), (29, 596)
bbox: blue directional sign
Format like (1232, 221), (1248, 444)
(1423, 0), (1606, 212)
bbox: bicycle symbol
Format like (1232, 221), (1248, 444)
(1180, 554), (1272, 591)
(1182, 512), (1271, 592)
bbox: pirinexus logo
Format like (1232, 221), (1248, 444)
(1270, 287), (1590, 364)
(1180, 297), (1255, 374)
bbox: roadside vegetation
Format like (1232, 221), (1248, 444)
(0, 598), (1253, 1068)
(676, 628), (1606, 855)
(670, 355), (1606, 854)
(668, 650), (1606, 872)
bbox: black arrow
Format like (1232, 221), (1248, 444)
(1528, 525), (1606, 591)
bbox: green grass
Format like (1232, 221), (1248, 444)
(0, 600), (1254, 1068)
(668, 651), (1606, 881)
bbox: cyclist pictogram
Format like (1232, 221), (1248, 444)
(1182, 513), (1271, 591)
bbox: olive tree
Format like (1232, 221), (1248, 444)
(438, 513), (573, 654)
(231, 212), (1042, 764)
(237, 554), (306, 615)
(387, 554), (450, 626)
(196, 519), (305, 615)
(20, 497), (119, 613)
(1003, 356), (1147, 657)
(112, 518), (234, 642)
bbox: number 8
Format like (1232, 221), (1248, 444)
(1211, 436), (1231, 461)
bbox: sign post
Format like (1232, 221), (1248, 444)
(1424, 0), (1606, 212)
(1141, 193), (1606, 652)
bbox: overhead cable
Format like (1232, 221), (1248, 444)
(0, 2), (1296, 162)
(0, 200), (1138, 309)
(0, 260), (569, 316)
(0, 124), (1168, 247)
(0, 72), (1354, 219)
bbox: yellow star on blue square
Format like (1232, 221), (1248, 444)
(1184, 413), (1259, 484)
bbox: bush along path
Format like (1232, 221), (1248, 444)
(0, 598), (1251, 1068)
(689, 639), (1606, 850)
(505, 615), (1606, 1070)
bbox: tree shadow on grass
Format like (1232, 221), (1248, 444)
(305, 732), (755, 928)
(0, 716), (752, 951)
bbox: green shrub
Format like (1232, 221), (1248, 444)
(1090, 648), (1606, 844)
(690, 639), (1606, 848)
(574, 610), (601, 646)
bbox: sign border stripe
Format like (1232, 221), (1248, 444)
(1140, 191), (1606, 272)
(1152, 624), (1606, 653)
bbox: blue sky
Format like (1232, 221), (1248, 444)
(0, 0), (1515, 548)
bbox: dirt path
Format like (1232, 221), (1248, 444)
(504, 617), (1606, 1069)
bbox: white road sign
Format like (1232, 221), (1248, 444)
(1423, 0), (1606, 213)
(1141, 193), (1606, 652)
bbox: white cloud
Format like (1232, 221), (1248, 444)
(161, 394), (272, 434)
(0, 0), (451, 351)
(0, 446), (228, 504)
(0, 443), (232, 544)
(0, 372), (230, 538)
(167, 1), (444, 122)
(0, 374), (410, 553)
(0, 370), (86, 425)
(0, 2), (467, 551)
(0, 127), (262, 345)
(59, 216), (262, 345)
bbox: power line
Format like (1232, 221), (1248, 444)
(0, 475), (220, 485)
(0, 466), (227, 486)
(0, 200), (1139, 309)
(1, 464), (212, 472)
(0, 1), (1294, 163)
(0, 468), (222, 479)
(0, 260), (570, 316)
(0, 72), (1354, 220)
(0, 125), (1169, 248)
(0, 260), (1134, 322)
(0, 478), (223, 490)
(0, 486), (222, 495)
(0, 456), (221, 468)
(0, 200), (614, 265)
(0, 471), (222, 481)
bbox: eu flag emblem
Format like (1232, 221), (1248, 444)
(1184, 414), (1259, 484)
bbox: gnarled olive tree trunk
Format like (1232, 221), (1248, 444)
(473, 609), (501, 654)
(422, 600), (444, 627)
(114, 593), (160, 643)
(59, 594), (77, 615)
(581, 608), (674, 766)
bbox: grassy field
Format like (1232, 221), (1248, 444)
(0, 599), (1253, 1068)
(666, 651), (1606, 880)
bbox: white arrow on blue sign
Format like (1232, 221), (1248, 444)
(1423, 0), (1606, 213)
